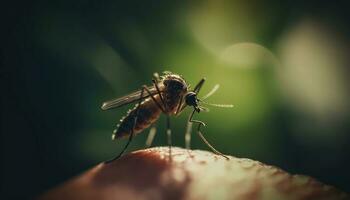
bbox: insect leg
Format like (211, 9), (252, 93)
(178, 78), (207, 148)
(152, 79), (167, 112)
(150, 77), (172, 167)
(185, 114), (193, 149)
(188, 109), (229, 159)
(193, 78), (206, 93)
(105, 86), (145, 163)
(145, 125), (157, 148)
(143, 86), (166, 113)
(166, 115), (172, 161)
(175, 95), (184, 116)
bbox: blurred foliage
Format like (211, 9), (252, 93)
(2, 0), (350, 199)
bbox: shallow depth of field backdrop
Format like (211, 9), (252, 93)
(2, 0), (350, 199)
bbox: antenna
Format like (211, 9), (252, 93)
(200, 100), (234, 108)
(201, 84), (220, 100)
(199, 106), (210, 112)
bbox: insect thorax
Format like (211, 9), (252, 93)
(162, 73), (188, 114)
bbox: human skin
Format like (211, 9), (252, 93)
(39, 147), (348, 200)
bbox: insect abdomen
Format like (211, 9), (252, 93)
(113, 97), (162, 139)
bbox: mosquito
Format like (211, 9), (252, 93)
(101, 71), (233, 163)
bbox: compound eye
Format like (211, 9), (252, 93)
(185, 92), (197, 106)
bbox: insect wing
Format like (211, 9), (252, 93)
(101, 86), (160, 110)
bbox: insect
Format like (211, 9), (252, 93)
(101, 71), (233, 162)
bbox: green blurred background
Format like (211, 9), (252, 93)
(2, 0), (350, 199)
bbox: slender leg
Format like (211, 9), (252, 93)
(188, 109), (229, 159)
(184, 115), (194, 159)
(144, 86), (166, 113)
(185, 115), (193, 149)
(193, 78), (206, 93)
(175, 95), (184, 115)
(105, 87), (145, 163)
(146, 79), (172, 160)
(151, 79), (172, 160)
(166, 115), (172, 161)
(152, 79), (167, 112)
(144, 83), (171, 153)
(180, 78), (207, 148)
(145, 126), (157, 148)
(105, 127), (135, 163)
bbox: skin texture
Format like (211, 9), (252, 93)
(39, 147), (348, 200)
